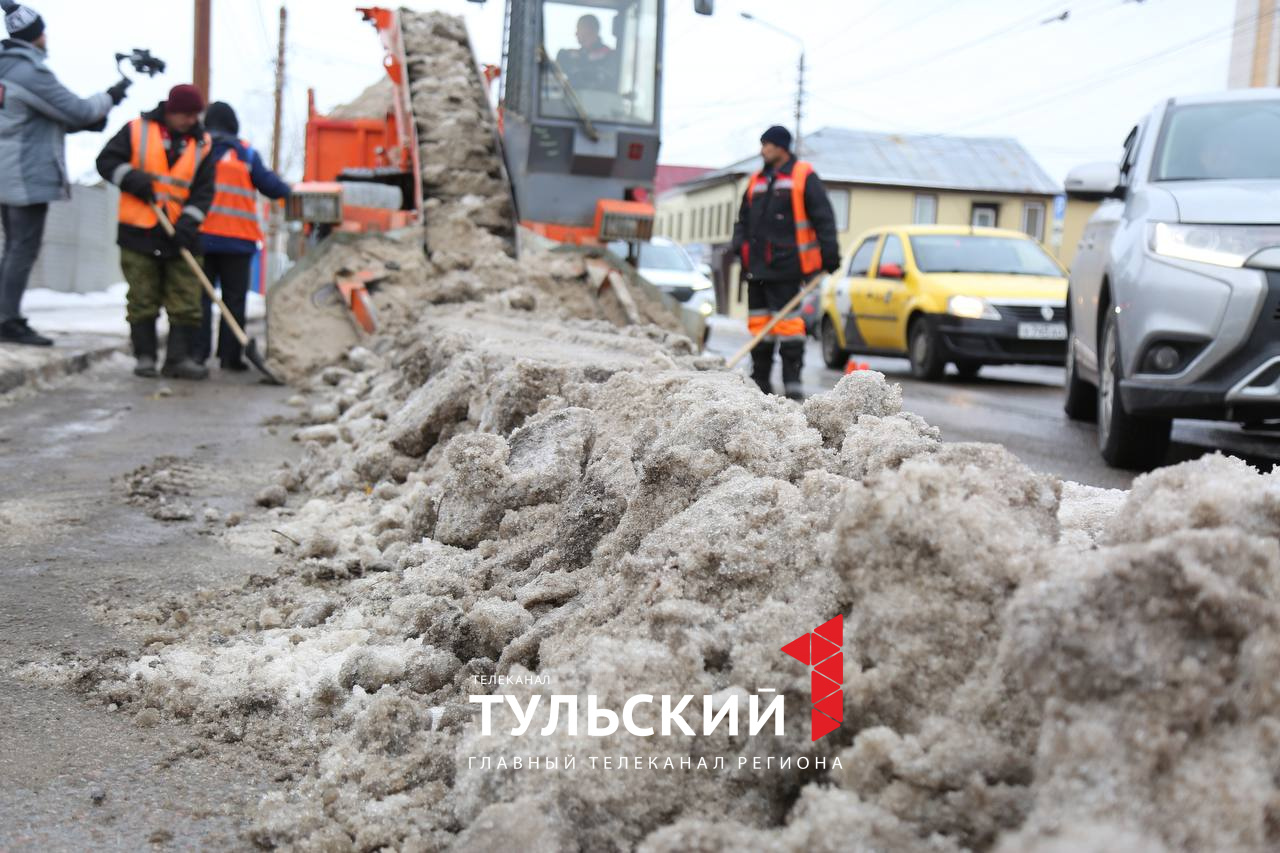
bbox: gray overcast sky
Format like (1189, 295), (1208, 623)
(46, 0), (1237, 187)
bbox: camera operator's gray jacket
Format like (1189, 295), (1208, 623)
(0, 38), (112, 206)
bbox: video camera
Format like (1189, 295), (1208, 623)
(115, 49), (166, 78)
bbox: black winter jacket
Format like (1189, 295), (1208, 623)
(731, 156), (841, 282)
(96, 104), (216, 258)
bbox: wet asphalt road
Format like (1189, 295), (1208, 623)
(706, 317), (1280, 490)
(0, 357), (296, 851)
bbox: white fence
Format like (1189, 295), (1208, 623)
(0, 182), (122, 294)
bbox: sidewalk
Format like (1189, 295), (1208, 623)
(0, 334), (127, 396)
(1, 285), (266, 398)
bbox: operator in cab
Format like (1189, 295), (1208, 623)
(556, 13), (619, 92)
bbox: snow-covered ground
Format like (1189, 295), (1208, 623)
(23, 284), (267, 337)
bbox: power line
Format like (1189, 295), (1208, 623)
(928, 10), (1261, 137)
(806, 0), (900, 55)
(811, 0), (1094, 94)
(664, 94), (795, 133)
(251, 0), (274, 59)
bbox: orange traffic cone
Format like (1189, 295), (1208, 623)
(844, 359), (872, 374)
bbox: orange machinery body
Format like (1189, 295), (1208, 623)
(300, 6), (422, 235)
(521, 200), (656, 247)
(305, 7), (655, 246)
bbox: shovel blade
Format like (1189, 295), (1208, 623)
(245, 338), (284, 386)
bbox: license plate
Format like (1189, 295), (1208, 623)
(1017, 322), (1067, 340)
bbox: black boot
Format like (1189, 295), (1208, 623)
(0, 317), (53, 347)
(780, 339), (806, 402)
(162, 325), (210, 381)
(130, 321), (159, 378)
(750, 339), (777, 395)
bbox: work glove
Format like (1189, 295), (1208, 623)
(172, 214), (202, 254)
(107, 76), (131, 105)
(120, 169), (155, 203)
(822, 251), (841, 274)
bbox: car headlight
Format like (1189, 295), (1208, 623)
(947, 295), (1001, 320)
(1149, 222), (1280, 268)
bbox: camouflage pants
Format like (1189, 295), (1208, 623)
(120, 248), (204, 327)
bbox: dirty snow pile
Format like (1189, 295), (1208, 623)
(46, 320), (1280, 850)
(20, 8), (1280, 853)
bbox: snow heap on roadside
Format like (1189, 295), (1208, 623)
(59, 316), (1280, 851)
(23, 9), (1280, 852)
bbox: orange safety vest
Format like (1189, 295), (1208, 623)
(200, 140), (263, 243)
(743, 160), (823, 277)
(118, 118), (211, 229)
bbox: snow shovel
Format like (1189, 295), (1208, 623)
(725, 274), (825, 369)
(151, 204), (284, 386)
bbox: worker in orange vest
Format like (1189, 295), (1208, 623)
(731, 125), (841, 401)
(195, 102), (291, 371)
(96, 84), (215, 380)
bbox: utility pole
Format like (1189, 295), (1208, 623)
(269, 5), (288, 285)
(272, 6), (288, 173)
(194, 0), (212, 100)
(1251, 0), (1278, 87)
(795, 52), (805, 155)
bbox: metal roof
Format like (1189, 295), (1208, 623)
(675, 126), (1061, 196)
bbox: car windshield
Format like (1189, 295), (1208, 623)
(1154, 100), (1280, 181)
(909, 235), (1063, 276)
(637, 242), (693, 271)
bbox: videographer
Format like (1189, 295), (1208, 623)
(0, 1), (129, 346)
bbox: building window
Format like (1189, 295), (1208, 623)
(826, 188), (851, 232)
(1022, 202), (1045, 241)
(971, 203), (999, 228)
(676, 212), (684, 242)
(913, 193), (938, 225)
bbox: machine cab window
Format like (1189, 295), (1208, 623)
(540, 0), (659, 126)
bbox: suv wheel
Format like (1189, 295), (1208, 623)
(908, 316), (946, 381)
(1097, 312), (1171, 469)
(1063, 335), (1097, 421)
(821, 316), (850, 369)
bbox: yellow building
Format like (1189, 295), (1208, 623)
(656, 127), (1094, 319)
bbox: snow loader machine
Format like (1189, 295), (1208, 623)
(286, 1), (715, 343)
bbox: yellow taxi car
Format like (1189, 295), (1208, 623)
(817, 225), (1069, 380)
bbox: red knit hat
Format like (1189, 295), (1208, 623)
(165, 84), (205, 115)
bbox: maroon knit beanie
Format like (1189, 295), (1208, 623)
(165, 84), (206, 115)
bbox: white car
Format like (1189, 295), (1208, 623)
(611, 238), (717, 321)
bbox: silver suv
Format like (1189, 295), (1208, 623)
(1064, 89), (1280, 469)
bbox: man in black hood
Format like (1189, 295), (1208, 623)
(195, 101), (290, 371)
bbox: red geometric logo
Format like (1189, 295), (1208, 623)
(781, 614), (843, 741)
